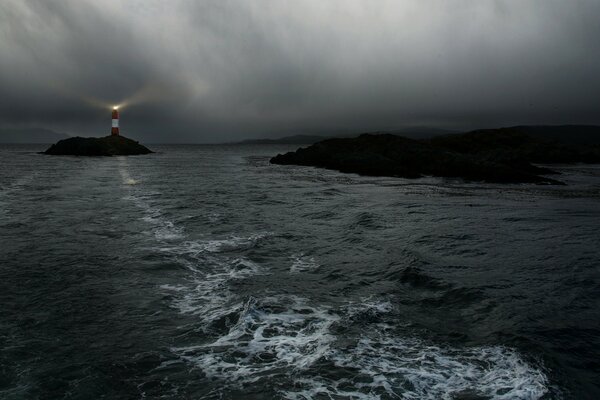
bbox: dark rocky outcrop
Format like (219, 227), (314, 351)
(43, 135), (153, 156)
(270, 132), (571, 184)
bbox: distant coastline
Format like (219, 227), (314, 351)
(4, 125), (600, 146)
(0, 128), (70, 144)
(234, 127), (459, 145)
(239, 125), (600, 146)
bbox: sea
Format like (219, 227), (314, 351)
(1, 144), (599, 399)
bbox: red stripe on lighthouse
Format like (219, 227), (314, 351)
(111, 109), (119, 136)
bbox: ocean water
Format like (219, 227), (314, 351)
(0, 144), (599, 399)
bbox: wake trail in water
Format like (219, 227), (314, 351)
(118, 158), (268, 330)
(117, 158), (551, 400)
(171, 295), (550, 399)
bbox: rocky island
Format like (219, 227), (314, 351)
(271, 127), (600, 184)
(43, 135), (153, 156)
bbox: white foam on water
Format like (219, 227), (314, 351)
(118, 160), (182, 241)
(189, 233), (271, 253)
(170, 294), (550, 400)
(162, 280), (240, 324)
(161, 257), (265, 326)
(173, 295), (340, 382)
(157, 233), (271, 258)
(123, 191), (184, 241)
(119, 166), (139, 185)
(155, 231), (269, 329)
(151, 220), (184, 241)
(207, 212), (222, 223)
(343, 298), (394, 318)
(283, 300), (550, 400)
(284, 336), (550, 399)
(290, 253), (319, 273)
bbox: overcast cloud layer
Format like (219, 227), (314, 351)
(1, 0), (599, 142)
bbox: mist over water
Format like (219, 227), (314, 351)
(1, 144), (599, 399)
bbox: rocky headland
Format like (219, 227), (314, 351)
(270, 128), (600, 184)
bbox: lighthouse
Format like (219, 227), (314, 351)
(111, 106), (120, 136)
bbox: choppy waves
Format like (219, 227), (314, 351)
(0, 172), (39, 218)
(5, 145), (600, 399)
(174, 296), (339, 384)
(290, 253), (319, 273)
(171, 295), (549, 399)
(291, 323), (549, 399)
(120, 161), (551, 400)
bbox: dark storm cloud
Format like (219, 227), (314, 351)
(1, 0), (600, 142)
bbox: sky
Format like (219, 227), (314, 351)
(1, 0), (599, 143)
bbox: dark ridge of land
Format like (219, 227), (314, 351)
(388, 127), (460, 139)
(428, 126), (600, 164)
(42, 135), (153, 156)
(236, 128), (459, 145)
(0, 128), (70, 144)
(237, 134), (329, 145)
(238, 125), (600, 146)
(269, 128), (600, 184)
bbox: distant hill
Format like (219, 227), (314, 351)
(236, 127), (458, 145)
(0, 128), (70, 143)
(388, 127), (459, 139)
(237, 134), (329, 145)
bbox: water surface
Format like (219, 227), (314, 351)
(1, 144), (599, 399)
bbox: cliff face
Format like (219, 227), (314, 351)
(270, 133), (569, 184)
(43, 135), (153, 156)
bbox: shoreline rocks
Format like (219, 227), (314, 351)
(42, 135), (153, 156)
(270, 132), (572, 184)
